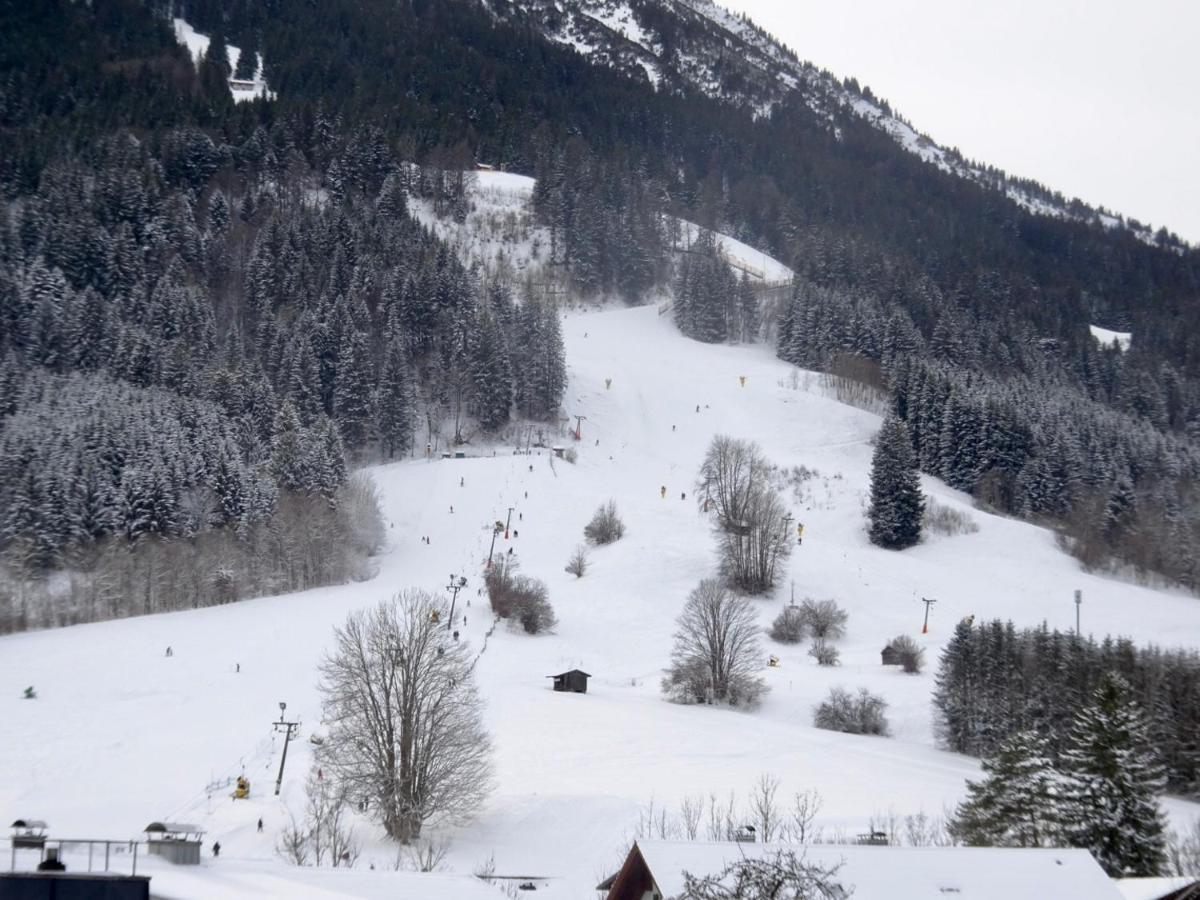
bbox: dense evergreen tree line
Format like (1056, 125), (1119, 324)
(0, 5), (567, 626)
(949, 674), (1169, 877)
(1, 0), (1197, 595)
(933, 619), (1200, 797)
(776, 277), (1200, 588)
(671, 229), (758, 343)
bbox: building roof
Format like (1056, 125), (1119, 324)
(628, 840), (1124, 900)
(10, 819), (48, 829)
(548, 669), (591, 678)
(144, 821), (204, 836)
(1116, 877), (1200, 900)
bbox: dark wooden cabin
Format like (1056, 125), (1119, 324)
(548, 669), (590, 693)
(881, 643), (901, 666)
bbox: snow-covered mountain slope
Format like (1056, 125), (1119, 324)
(2, 295), (1198, 896)
(491, 0), (1181, 249)
(412, 169), (794, 290)
(172, 18), (273, 103)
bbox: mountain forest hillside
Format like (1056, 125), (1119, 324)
(1, 0), (1199, 623)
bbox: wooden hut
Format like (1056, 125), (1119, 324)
(880, 643), (901, 666)
(10, 819), (47, 850)
(548, 669), (590, 693)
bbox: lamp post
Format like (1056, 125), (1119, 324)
(1074, 589), (1082, 635)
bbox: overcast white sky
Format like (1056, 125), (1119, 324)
(717, 0), (1200, 244)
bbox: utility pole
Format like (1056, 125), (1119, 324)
(573, 414), (587, 440)
(1074, 589), (1082, 635)
(446, 574), (467, 631)
(782, 513), (793, 540)
(272, 702), (299, 796)
(504, 506), (514, 540)
(486, 522), (503, 568)
(921, 597), (937, 635)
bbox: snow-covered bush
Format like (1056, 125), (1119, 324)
(800, 599), (848, 641)
(485, 561), (556, 634)
(808, 641), (839, 666)
(663, 579), (766, 708)
(889, 634), (925, 674)
(813, 687), (889, 736)
(923, 498), (979, 537)
(564, 545), (588, 578)
(770, 604), (807, 644)
(514, 578), (556, 634)
(584, 500), (625, 544)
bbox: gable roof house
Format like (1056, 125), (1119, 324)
(599, 840), (1126, 900)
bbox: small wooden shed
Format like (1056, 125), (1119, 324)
(10, 819), (48, 850)
(548, 669), (590, 693)
(144, 822), (205, 865)
(880, 643), (901, 666)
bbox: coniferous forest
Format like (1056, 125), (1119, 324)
(2, 0), (1199, 632)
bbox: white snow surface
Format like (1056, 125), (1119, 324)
(1116, 876), (1200, 900)
(1, 269), (1197, 895)
(678, 220), (794, 284)
(1090, 324), (1133, 351)
(172, 18), (273, 103)
(633, 840), (1123, 899)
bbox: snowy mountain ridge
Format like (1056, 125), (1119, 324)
(491, 0), (1182, 249)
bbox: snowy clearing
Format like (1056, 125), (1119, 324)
(1090, 324), (1133, 351)
(172, 18), (273, 103)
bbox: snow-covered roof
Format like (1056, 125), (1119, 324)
(1116, 877), (1200, 900)
(141, 858), (507, 899)
(632, 840), (1124, 900)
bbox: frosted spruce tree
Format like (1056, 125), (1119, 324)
(948, 729), (1064, 847)
(867, 415), (924, 549)
(1060, 672), (1168, 877)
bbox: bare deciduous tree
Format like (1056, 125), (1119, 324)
(662, 579), (767, 708)
(317, 590), (493, 844)
(770, 604), (807, 644)
(696, 435), (770, 529)
(698, 436), (791, 594)
(565, 545), (588, 578)
(276, 814), (310, 866)
(749, 773), (782, 843)
(678, 849), (848, 900)
(800, 599), (847, 641)
(788, 790), (823, 844)
(584, 500), (626, 545)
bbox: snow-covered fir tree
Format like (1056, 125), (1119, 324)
(867, 415), (924, 549)
(1059, 672), (1169, 877)
(948, 730), (1064, 848)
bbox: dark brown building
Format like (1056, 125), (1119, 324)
(548, 669), (590, 693)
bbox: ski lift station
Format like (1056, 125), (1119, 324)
(9, 820), (47, 851)
(143, 822), (204, 865)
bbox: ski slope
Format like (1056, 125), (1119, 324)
(2, 305), (1198, 896)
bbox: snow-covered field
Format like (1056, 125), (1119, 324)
(2, 302), (1197, 896)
